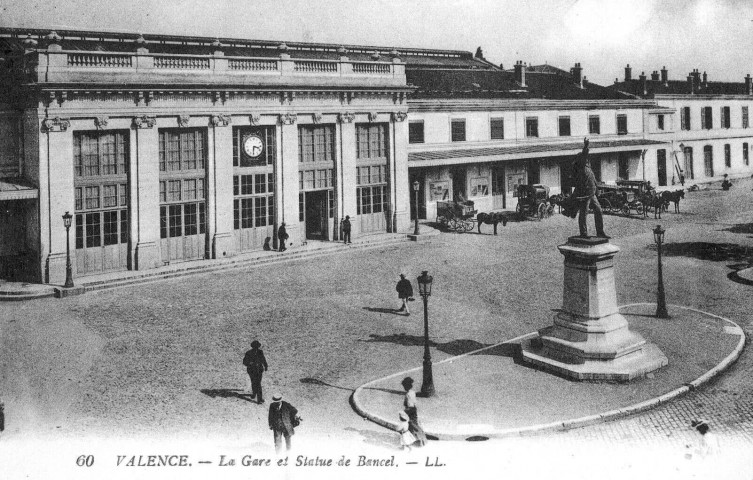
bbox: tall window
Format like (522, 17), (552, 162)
(408, 121), (424, 144)
(525, 117), (539, 138)
(73, 131), (129, 255)
(703, 145), (714, 177)
(657, 114), (665, 131)
(721, 106), (731, 129)
(356, 123), (388, 160)
(233, 174), (275, 229)
(681, 107), (691, 130)
(356, 165), (388, 215)
(490, 118), (504, 140)
(657, 149), (667, 186)
(451, 119), (466, 142)
(744, 143), (749, 166)
(588, 115), (600, 134)
(299, 125), (335, 163)
(701, 107), (712, 130)
(725, 144), (731, 168)
(743, 107), (749, 129)
(684, 147), (695, 180)
(558, 116), (571, 136)
(616, 114), (628, 135)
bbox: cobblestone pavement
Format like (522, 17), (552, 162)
(2, 179), (753, 479)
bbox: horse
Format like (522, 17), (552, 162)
(660, 189), (685, 213)
(476, 212), (508, 235)
(548, 193), (570, 214)
(639, 191), (665, 219)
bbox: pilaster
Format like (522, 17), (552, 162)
(391, 111), (410, 232)
(132, 118), (161, 270)
(210, 115), (236, 258)
(279, 114), (300, 246)
(339, 112), (358, 235)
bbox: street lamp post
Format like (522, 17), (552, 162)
(62, 211), (74, 288)
(412, 180), (420, 236)
(653, 225), (669, 318)
(417, 270), (434, 397)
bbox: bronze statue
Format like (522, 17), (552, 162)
(571, 138), (608, 238)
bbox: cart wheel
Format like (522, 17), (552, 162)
(537, 203), (547, 220)
(634, 202), (643, 215)
(446, 219), (457, 231)
(464, 219), (476, 232)
(546, 204), (555, 217)
(455, 220), (467, 233)
(621, 204), (630, 215)
(600, 198), (612, 214)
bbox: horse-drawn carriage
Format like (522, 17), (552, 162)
(595, 180), (653, 216)
(516, 184), (554, 219)
(436, 200), (477, 232)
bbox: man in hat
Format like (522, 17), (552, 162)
(268, 394), (299, 454)
(342, 215), (352, 244)
(395, 274), (413, 315)
(242, 341), (268, 403)
(277, 222), (288, 252)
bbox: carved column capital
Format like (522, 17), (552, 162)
(312, 112), (323, 124)
(42, 117), (70, 132)
(279, 113), (297, 125)
(211, 114), (231, 127)
(94, 116), (109, 129)
(133, 115), (156, 129)
(368, 112), (379, 122)
(178, 115), (190, 128)
(339, 112), (355, 124)
(249, 113), (262, 126)
(392, 111), (408, 122)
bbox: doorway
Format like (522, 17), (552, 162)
(451, 167), (467, 202)
(304, 190), (328, 240)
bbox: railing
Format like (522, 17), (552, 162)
(153, 55), (210, 70)
(353, 63), (391, 74)
(228, 58), (278, 71)
(293, 60), (337, 73)
(67, 53), (133, 68)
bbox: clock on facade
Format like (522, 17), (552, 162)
(243, 134), (264, 158)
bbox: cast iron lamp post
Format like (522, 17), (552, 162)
(62, 211), (74, 288)
(417, 270), (434, 397)
(412, 180), (420, 236)
(653, 225), (669, 318)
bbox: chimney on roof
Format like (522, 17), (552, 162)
(625, 64), (632, 82)
(639, 71), (647, 95)
(661, 66), (668, 85)
(651, 70), (660, 81)
(702, 71), (708, 87)
(571, 62), (584, 88)
(475, 47), (484, 59)
(692, 69), (701, 91)
(688, 73), (694, 94)
(746, 74), (752, 95)
(514, 60), (526, 87)
(499, 63), (504, 70)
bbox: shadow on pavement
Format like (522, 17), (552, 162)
(342, 427), (400, 450)
(362, 333), (519, 357)
(200, 388), (257, 403)
(363, 307), (406, 316)
(653, 242), (752, 262)
(300, 377), (353, 392)
(722, 223), (753, 236)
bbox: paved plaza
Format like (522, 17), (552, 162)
(2, 179), (753, 479)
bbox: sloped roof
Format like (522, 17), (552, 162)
(406, 69), (530, 99)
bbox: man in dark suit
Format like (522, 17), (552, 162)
(268, 394), (299, 454)
(342, 215), (352, 244)
(242, 340), (268, 403)
(277, 222), (288, 252)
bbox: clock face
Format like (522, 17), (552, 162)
(243, 135), (264, 158)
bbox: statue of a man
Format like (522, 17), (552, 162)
(572, 138), (608, 238)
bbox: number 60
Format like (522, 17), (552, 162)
(76, 455), (94, 467)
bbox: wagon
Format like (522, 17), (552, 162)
(596, 181), (649, 216)
(436, 200), (477, 232)
(516, 184), (554, 220)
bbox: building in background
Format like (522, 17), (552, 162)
(0, 28), (412, 283)
(404, 54), (667, 220)
(612, 65), (753, 188)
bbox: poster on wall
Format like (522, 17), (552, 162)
(429, 181), (450, 201)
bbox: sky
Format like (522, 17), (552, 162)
(1, 0), (751, 85)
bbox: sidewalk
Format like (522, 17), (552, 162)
(352, 303), (745, 440)
(1, 225), (440, 300)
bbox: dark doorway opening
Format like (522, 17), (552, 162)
(451, 167), (466, 202)
(305, 190), (328, 240)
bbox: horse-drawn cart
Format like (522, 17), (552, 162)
(516, 184), (554, 220)
(436, 200), (477, 232)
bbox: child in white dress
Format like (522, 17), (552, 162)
(398, 411), (417, 451)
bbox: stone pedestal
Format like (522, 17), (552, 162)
(520, 236), (668, 381)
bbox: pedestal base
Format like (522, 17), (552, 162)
(520, 236), (668, 382)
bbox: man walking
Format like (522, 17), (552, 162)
(268, 394), (299, 454)
(342, 215), (352, 244)
(277, 222), (288, 252)
(396, 274), (413, 315)
(242, 340), (268, 403)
